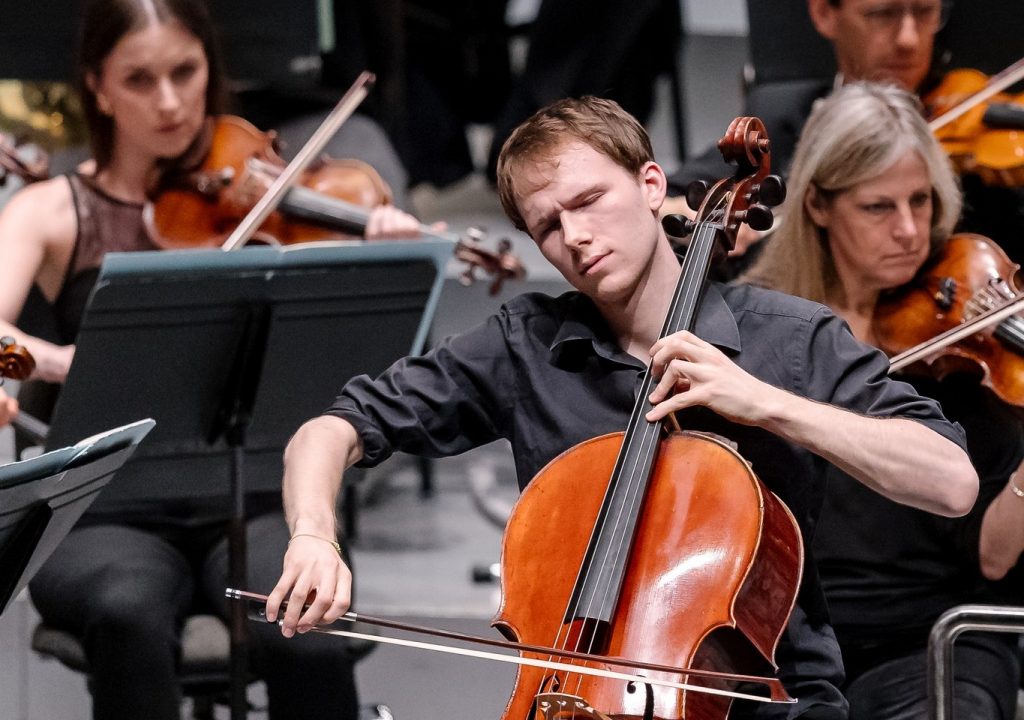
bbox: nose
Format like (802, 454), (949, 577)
(155, 76), (182, 113)
(894, 12), (923, 50)
(560, 210), (591, 250)
(891, 202), (919, 246)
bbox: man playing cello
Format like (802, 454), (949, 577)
(268, 96), (977, 719)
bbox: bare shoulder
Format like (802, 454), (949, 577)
(0, 176), (77, 249)
(0, 177), (78, 305)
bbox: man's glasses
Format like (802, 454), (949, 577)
(859, 2), (951, 34)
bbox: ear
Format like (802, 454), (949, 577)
(85, 72), (111, 115)
(807, 0), (840, 41)
(804, 184), (832, 228)
(640, 161), (668, 214)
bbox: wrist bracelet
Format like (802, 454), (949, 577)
(1010, 480), (1024, 499)
(289, 533), (342, 556)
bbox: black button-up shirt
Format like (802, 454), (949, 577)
(327, 282), (966, 719)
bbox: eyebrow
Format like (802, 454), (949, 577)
(531, 187), (598, 231)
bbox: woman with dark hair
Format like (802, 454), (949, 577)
(0, 1), (417, 717)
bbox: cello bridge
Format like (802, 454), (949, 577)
(534, 693), (612, 720)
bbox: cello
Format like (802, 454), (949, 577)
(233, 115), (799, 719)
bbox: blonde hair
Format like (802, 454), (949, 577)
(742, 82), (961, 305)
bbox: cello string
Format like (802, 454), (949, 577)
(565, 216), (724, 700)
(561, 196), (730, 700)
(565, 199), (725, 652)
(306, 626), (785, 704)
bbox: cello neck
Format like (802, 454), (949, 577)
(565, 218), (724, 626)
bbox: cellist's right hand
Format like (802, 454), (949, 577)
(266, 533), (353, 637)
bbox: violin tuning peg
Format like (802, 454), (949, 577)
(754, 175), (786, 208)
(738, 204), (774, 231)
(685, 180), (709, 212)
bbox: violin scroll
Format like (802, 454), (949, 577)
(454, 228), (526, 296)
(0, 336), (35, 382)
(0, 133), (49, 186)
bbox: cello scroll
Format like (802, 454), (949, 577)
(663, 116), (786, 255)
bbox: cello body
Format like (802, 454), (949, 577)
(496, 431), (803, 720)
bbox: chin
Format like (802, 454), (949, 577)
(155, 138), (196, 161)
(881, 270), (918, 291)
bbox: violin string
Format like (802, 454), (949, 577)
(560, 196), (728, 700)
(964, 286), (1024, 346)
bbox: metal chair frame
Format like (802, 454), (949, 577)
(927, 603), (1024, 720)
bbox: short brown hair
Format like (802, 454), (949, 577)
(496, 96), (654, 232)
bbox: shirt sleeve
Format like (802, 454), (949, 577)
(797, 306), (968, 452)
(323, 310), (516, 467)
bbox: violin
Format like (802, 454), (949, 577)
(924, 58), (1024, 187)
(144, 114), (524, 294)
(874, 233), (1024, 407)
(146, 114), (393, 247)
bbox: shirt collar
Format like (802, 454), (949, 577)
(549, 282), (742, 365)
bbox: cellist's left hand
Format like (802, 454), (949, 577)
(646, 330), (785, 426)
(364, 205), (447, 240)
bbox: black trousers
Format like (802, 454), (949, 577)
(844, 634), (1021, 720)
(29, 512), (359, 720)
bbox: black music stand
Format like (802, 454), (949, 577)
(0, 419), (154, 616)
(44, 239), (452, 719)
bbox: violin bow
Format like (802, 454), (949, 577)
(220, 71), (376, 251)
(928, 57), (1024, 133)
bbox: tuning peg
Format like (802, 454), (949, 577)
(737, 204), (774, 231)
(685, 180), (709, 212)
(754, 175), (786, 208)
(662, 214), (695, 239)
